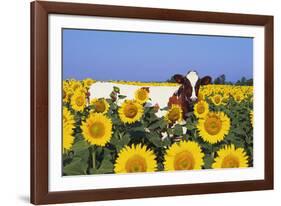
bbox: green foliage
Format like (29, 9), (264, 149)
(212, 74), (253, 86)
(63, 158), (88, 175)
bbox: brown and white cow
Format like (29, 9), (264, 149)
(168, 71), (212, 118)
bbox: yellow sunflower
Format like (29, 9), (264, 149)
(197, 92), (205, 101)
(118, 100), (144, 124)
(194, 100), (209, 118)
(83, 78), (95, 88)
(197, 112), (230, 144)
(134, 88), (149, 104)
(164, 141), (204, 171)
(63, 80), (70, 90)
(63, 107), (75, 127)
(114, 144), (157, 173)
(212, 144), (249, 168)
(63, 125), (74, 153)
(222, 93), (230, 104)
(211, 94), (224, 106)
(75, 86), (87, 94)
(250, 110), (253, 127)
(81, 113), (112, 146)
(165, 104), (183, 124)
(70, 91), (87, 112)
(70, 81), (82, 91)
(63, 88), (74, 103)
(90, 98), (109, 114)
(233, 92), (245, 103)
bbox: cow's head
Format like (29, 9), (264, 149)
(173, 71), (212, 103)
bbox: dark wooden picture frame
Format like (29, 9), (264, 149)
(31, 1), (274, 204)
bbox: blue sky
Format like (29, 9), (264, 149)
(63, 29), (253, 82)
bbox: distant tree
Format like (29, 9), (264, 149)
(241, 77), (247, 85)
(247, 78), (253, 85)
(166, 76), (176, 83)
(235, 80), (240, 85)
(220, 74), (226, 84)
(213, 77), (220, 84)
(213, 74), (226, 84)
(225, 81), (233, 85)
(235, 77), (253, 86)
(166, 73), (252, 86)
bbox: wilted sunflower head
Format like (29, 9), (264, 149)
(90, 98), (109, 114)
(165, 104), (183, 124)
(119, 100), (144, 124)
(134, 87), (149, 104)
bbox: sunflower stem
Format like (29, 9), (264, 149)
(92, 146), (96, 170)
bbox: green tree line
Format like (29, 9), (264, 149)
(167, 74), (253, 86)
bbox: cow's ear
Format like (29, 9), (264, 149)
(173, 74), (185, 84)
(200, 76), (212, 85)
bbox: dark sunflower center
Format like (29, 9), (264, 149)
(89, 122), (105, 138)
(124, 104), (138, 118)
(214, 96), (221, 103)
(197, 104), (205, 114)
(125, 155), (147, 173)
(174, 151), (195, 170)
(94, 101), (106, 113)
(204, 116), (222, 135)
(137, 90), (147, 101)
(222, 155), (239, 168)
(168, 109), (180, 122)
(75, 96), (85, 106)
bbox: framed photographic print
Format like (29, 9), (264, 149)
(30, 1), (274, 204)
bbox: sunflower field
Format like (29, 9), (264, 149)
(62, 78), (253, 175)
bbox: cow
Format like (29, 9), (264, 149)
(88, 71), (211, 118)
(169, 71), (212, 118)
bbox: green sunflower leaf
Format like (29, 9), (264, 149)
(147, 132), (162, 147)
(173, 124), (183, 136)
(72, 140), (89, 152)
(63, 158), (88, 175)
(92, 158), (114, 174)
(148, 120), (162, 130)
(118, 95), (127, 99)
